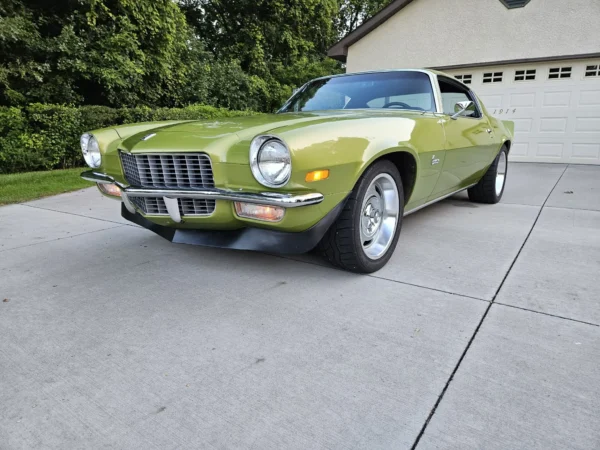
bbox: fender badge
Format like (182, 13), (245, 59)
(431, 155), (440, 165)
(141, 133), (156, 141)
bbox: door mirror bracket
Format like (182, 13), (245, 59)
(451, 101), (475, 120)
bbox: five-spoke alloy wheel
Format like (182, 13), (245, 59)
(359, 173), (400, 261)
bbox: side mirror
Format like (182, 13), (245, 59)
(451, 101), (474, 120)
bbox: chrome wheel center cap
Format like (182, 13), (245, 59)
(362, 198), (382, 237)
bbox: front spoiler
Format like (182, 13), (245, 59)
(121, 197), (347, 254)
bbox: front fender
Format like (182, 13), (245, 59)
(277, 114), (444, 199)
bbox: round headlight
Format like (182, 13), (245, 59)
(250, 136), (291, 188)
(80, 133), (101, 168)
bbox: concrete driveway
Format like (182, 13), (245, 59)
(1, 163), (599, 449)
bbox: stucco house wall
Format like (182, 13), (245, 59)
(345, 0), (600, 72)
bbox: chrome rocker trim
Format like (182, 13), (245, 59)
(403, 183), (477, 216)
(81, 170), (324, 208)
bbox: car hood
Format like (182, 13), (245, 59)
(119, 110), (423, 163)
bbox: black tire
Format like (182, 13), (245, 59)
(318, 160), (404, 273)
(468, 146), (508, 204)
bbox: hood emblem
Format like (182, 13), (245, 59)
(141, 133), (156, 141)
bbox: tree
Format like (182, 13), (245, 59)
(335, 0), (392, 37)
(0, 0), (394, 111)
(181, 0), (339, 74)
(178, 0), (393, 110)
(0, 0), (207, 107)
(179, 0), (348, 110)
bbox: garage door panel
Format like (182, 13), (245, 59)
(571, 143), (600, 160)
(539, 117), (568, 133)
(450, 60), (600, 164)
(579, 89), (600, 106)
(511, 142), (529, 157)
(510, 92), (536, 107)
(543, 91), (571, 107)
(536, 142), (565, 159)
(479, 94), (503, 109)
(513, 118), (533, 133)
(574, 117), (600, 133)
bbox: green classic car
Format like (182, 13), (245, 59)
(81, 69), (513, 273)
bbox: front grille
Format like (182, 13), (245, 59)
(129, 196), (215, 216)
(120, 152), (214, 188)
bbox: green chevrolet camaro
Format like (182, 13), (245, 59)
(81, 69), (514, 273)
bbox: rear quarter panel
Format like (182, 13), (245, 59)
(478, 98), (514, 151)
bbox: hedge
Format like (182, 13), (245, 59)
(0, 104), (259, 174)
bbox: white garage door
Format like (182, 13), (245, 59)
(447, 59), (600, 164)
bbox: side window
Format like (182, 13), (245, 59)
(438, 77), (481, 118)
(367, 97), (385, 108)
(301, 90), (347, 111)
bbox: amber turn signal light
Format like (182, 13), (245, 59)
(97, 183), (122, 197)
(234, 202), (285, 222)
(305, 169), (329, 182)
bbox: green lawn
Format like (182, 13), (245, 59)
(0, 168), (93, 205)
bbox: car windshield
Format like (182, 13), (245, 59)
(279, 71), (435, 113)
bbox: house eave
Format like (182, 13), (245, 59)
(327, 0), (416, 62)
(431, 52), (600, 71)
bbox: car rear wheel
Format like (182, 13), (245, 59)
(318, 160), (404, 273)
(468, 145), (508, 204)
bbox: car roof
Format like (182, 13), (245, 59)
(308, 68), (468, 90)
(311, 68), (445, 81)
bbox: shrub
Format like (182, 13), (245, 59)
(0, 104), (259, 174)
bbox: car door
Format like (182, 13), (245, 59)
(364, 74), (447, 209)
(429, 76), (497, 199)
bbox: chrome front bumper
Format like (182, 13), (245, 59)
(81, 170), (324, 220)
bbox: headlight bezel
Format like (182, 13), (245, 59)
(249, 135), (292, 188)
(80, 133), (102, 168)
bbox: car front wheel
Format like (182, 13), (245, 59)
(319, 160), (404, 273)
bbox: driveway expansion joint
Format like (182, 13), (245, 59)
(543, 205), (600, 214)
(411, 164), (570, 450)
(0, 225), (126, 253)
(368, 274), (489, 303)
(20, 203), (138, 227)
(495, 302), (600, 328)
(274, 254), (489, 303)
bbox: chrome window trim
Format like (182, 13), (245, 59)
(435, 75), (484, 120)
(279, 69), (442, 114)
